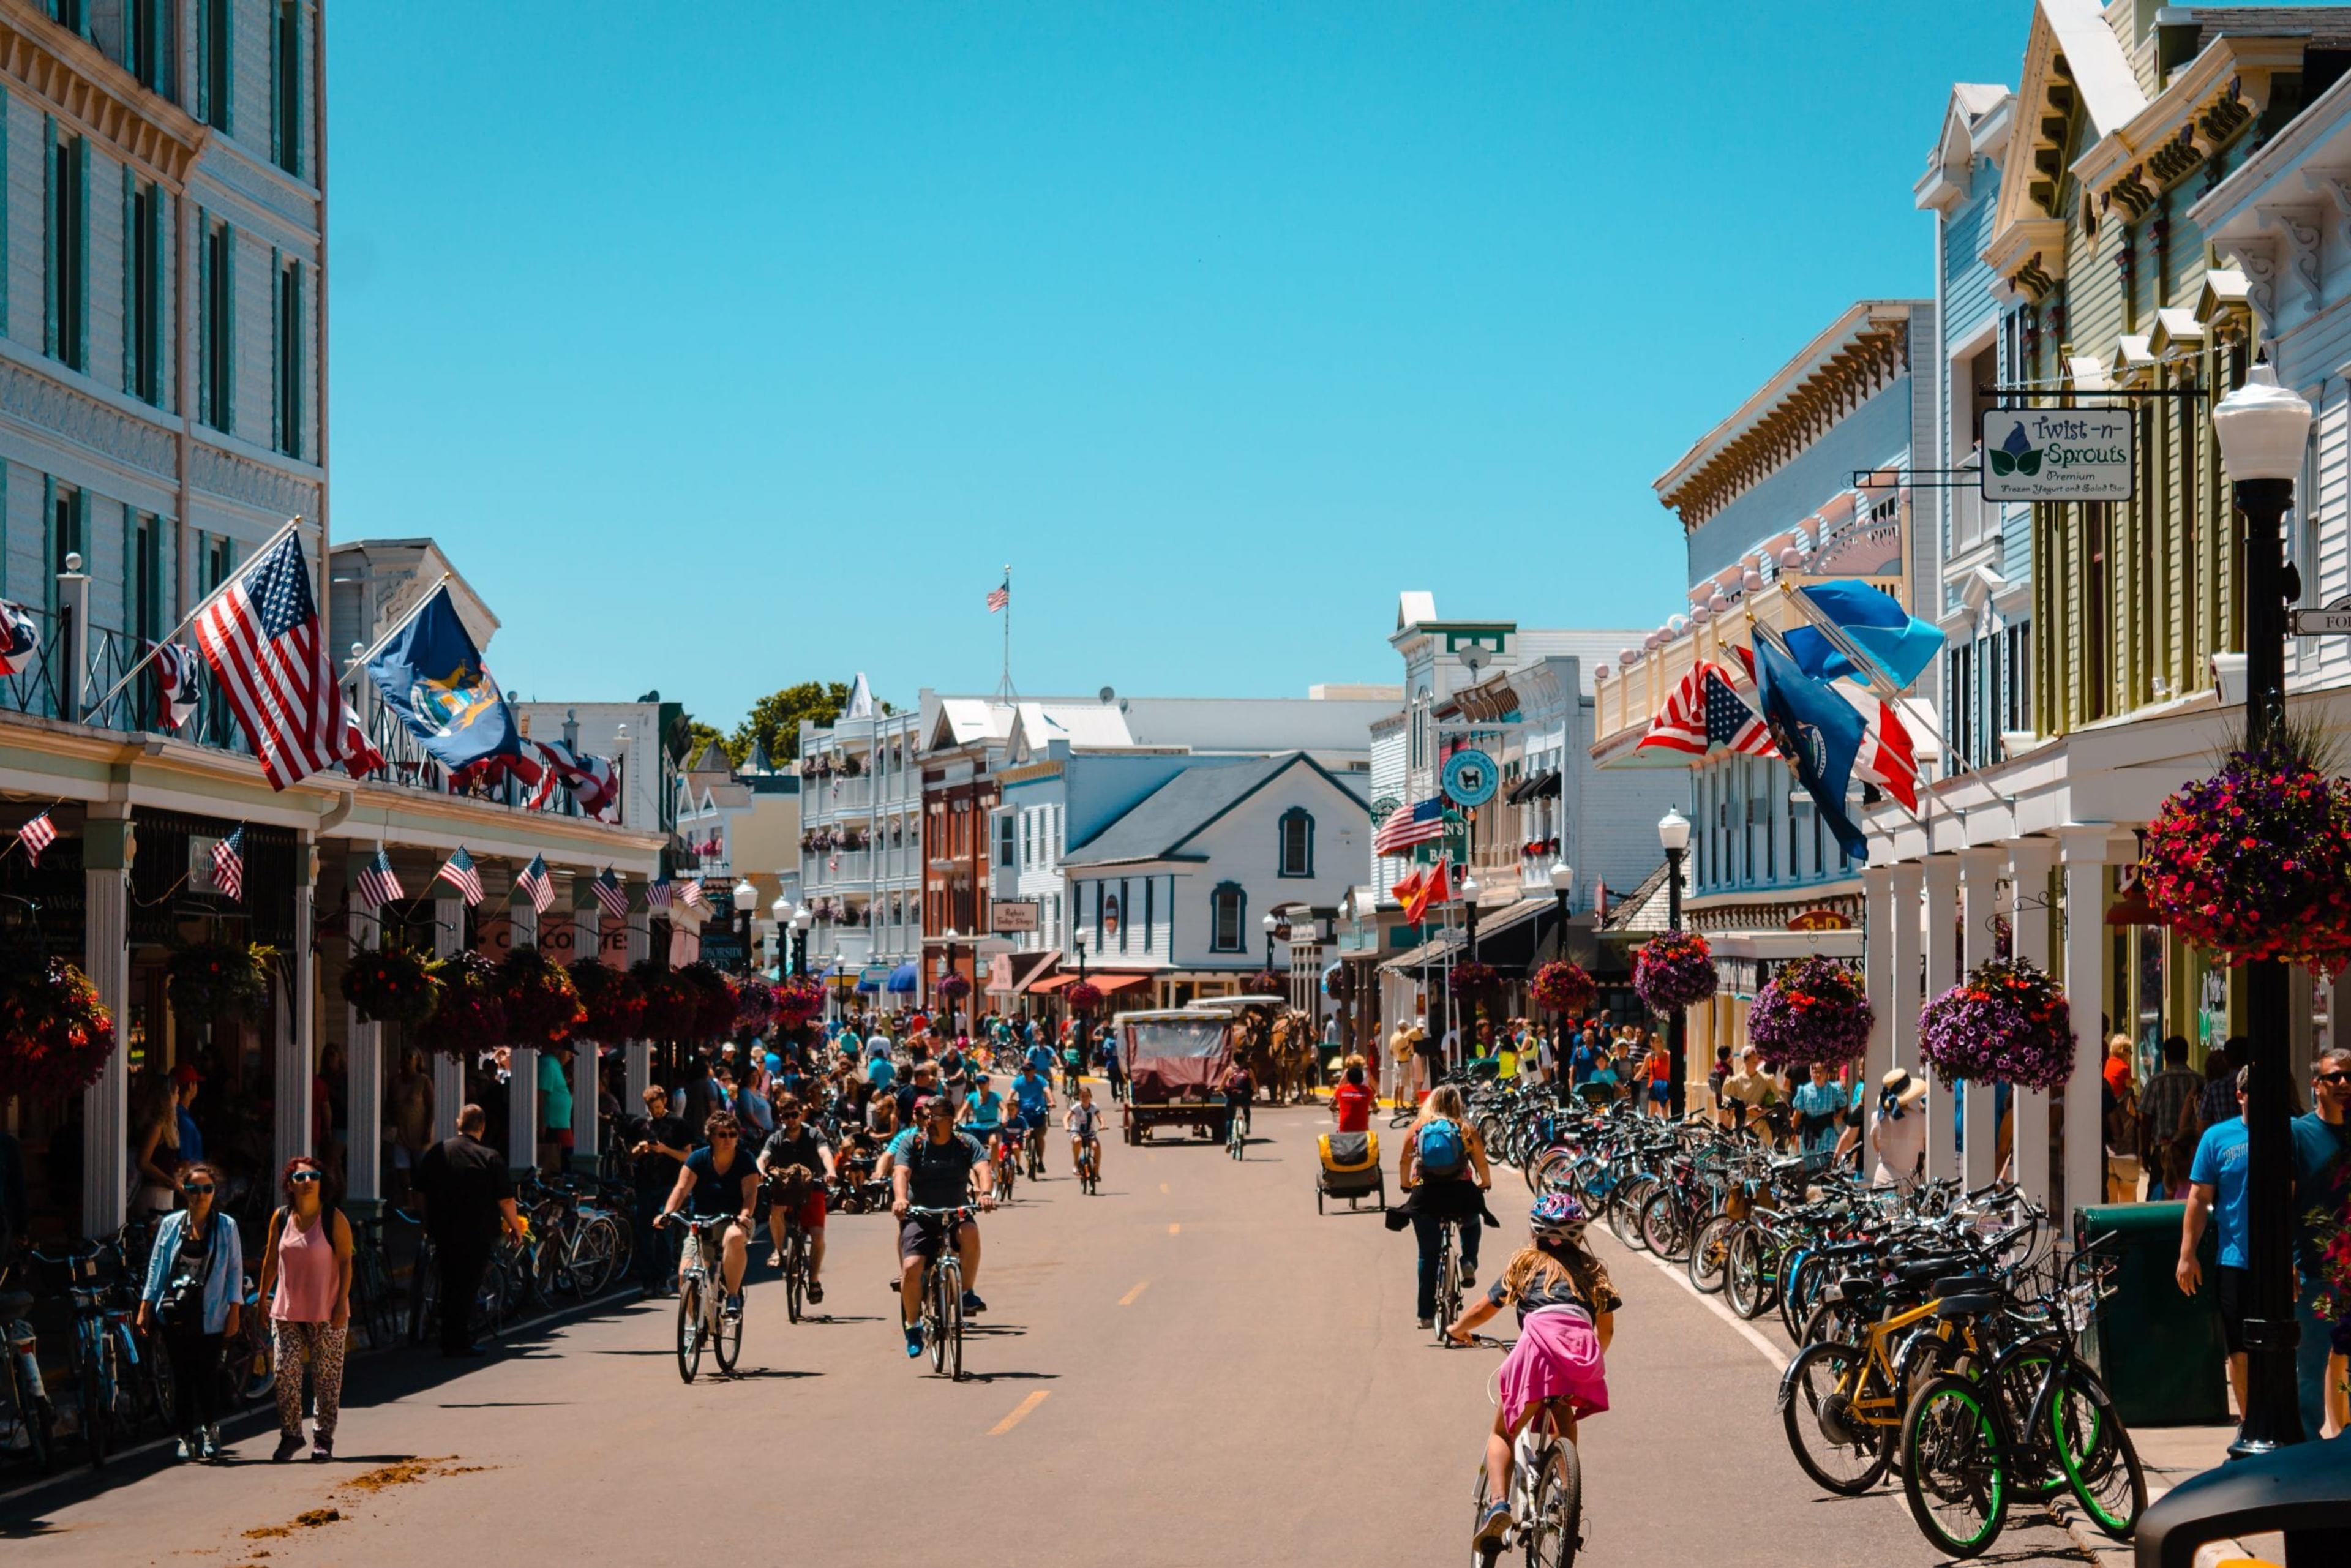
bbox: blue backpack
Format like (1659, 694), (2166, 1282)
(1417, 1117), (1466, 1178)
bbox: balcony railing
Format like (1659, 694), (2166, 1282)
(1592, 580), (1809, 749)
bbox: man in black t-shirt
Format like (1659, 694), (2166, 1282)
(629, 1086), (692, 1292)
(413, 1105), (527, 1356)
(890, 1095), (996, 1359)
(756, 1095), (836, 1302)
(657, 1111), (759, 1316)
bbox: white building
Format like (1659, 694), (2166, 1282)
(798, 701), (924, 988)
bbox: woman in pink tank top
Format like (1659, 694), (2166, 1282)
(257, 1155), (354, 1461)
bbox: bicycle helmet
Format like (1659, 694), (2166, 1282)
(1529, 1192), (1589, 1242)
(973, 1072), (991, 1087)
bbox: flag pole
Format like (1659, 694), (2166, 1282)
(996, 564), (1014, 701)
(84, 514), (305, 719)
(340, 574), (455, 690)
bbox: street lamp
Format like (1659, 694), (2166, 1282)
(1548, 860), (1575, 931)
(2210, 359), (2314, 1457)
(942, 927), (962, 1036)
(730, 879), (759, 975)
(1657, 806), (1692, 1119)
(1261, 911), (1280, 975)
(790, 904), (813, 979)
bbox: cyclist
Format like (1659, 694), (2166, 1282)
(1065, 1084), (1104, 1181)
(755, 1094), (836, 1304)
(1023, 1032), (1057, 1083)
(961, 1072), (1006, 1148)
(1446, 1193), (1620, 1556)
(1060, 1033), (1084, 1097)
(1221, 1058), (1256, 1136)
(1385, 1083), (1492, 1329)
(1010, 1064), (1054, 1173)
(891, 1095), (997, 1357)
(654, 1111), (760, 1319)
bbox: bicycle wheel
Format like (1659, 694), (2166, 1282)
(408, 1251), (438, 1347)
(1687, 1214), (1735, 1295)
(1900, 1373), (2009, 1558)
(2050, 1371), (2145, 1540)
(926, 1266), (950, 1375)
(10, 1359), (55, 1474)
(1523, 1436), (1583, 1568)
(1724, 1229), (1769, 1320)
(675, 1279), (703, 1384)
(1434, 1241), (1461, 1345)
(784, 1236), (805, 1324)
(572, 1219), (618, 1299)
(1779, 1340), (1895, 1496)
(713, 1290), (743, 1375)
(79, 1338), (113, 1467)
(945, 1278), (965, 1381)
(138, 1330), (176, 1438)
(1606, 1177), (1653, 1251)
(1779, 1252), (1826, 1341)
(1638, 1189), (1687, 1261)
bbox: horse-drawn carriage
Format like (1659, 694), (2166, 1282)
(1193, 995), (1322, 1104)
(1118, 1008), (1236, 1145)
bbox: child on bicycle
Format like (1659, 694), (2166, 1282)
(1065, 1085), (1104, 1180)
(1445, 1193), (1619, 1556)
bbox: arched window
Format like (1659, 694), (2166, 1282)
(1277, 808), (1314, 878)
(1210, 882), (1246, 952)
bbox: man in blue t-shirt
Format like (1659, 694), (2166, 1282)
(2180, 1069), (2253, 1420)
(1010, 1065), (1054, 1172)
(2290, 1046), (2351, 1436)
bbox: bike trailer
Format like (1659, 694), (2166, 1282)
(1316, 1131), (1385, 1212)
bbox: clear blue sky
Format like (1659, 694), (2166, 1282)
(327, 1), (2047, 731)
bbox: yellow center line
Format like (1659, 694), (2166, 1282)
(1119, 1280), (1150, 1307)
(989, 1390), (1051, 1436)
(1168, 1222), (1181, 1236)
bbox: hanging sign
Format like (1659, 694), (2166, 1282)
(2290, 596), (2351, 636)
(1441, 749), (1499, 809)
(1979, 410), (2134, 501)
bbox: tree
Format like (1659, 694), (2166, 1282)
(731, 681), (852, 764)
(681, 719), (729, 766)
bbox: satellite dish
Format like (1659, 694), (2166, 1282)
(1459, 645), (1490, 675)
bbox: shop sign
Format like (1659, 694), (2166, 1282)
(1979, 409), (2134, 501)
(1786, 908), (1853, 932)
(1442, 749), (1499, 808)
(992, 899), (1039, 933)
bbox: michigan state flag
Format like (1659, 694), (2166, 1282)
(364, 585), (520, 771)
(1753, 636), (1870, 861)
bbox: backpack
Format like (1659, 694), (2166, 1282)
(1416, 1117), (1466, 1178)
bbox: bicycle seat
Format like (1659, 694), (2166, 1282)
(1933, 1293), (2003, 1320)
(0, 1289), (33, 1317)
(1930, 1274), (1998, 1299)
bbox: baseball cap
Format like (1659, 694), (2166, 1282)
(170, 1063), (204, 1087)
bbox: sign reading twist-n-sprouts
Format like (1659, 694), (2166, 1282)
(1979, 409), (2134, 501)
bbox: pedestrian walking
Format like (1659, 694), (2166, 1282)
(2291, 1045), (2351, 1437)
(135, 1161), (242, 1461)
(2137, 1036), (2204, 1199)
(128, 1073), (181, 1220)
(413, 1106), (527, 1356)
(2178, 1067), (2254, 1424)
(629, 1086), (691, 1293)
(257, 1155), (353, 1461)
(1869, 1070), (1929, 1190)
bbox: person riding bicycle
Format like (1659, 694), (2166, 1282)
(1446, 1193), (1620, 1557)
(1023, 1035), (1057, 1082)
(960, 1073), (1003, 1146)
(891, 1095), (997, 1357)
(755, 1094), (836, 1305)
(1060, 1035), (1084, 1096)
(655, 1111), (760, 1319)
(1385, 1084), (1493, 1330)
(1220, 1059), (1256, 1136)
(1065, 1084), (1105, 1180)
(1010, 1065), (1054, 1172)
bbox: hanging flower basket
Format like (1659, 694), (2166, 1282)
(1529, 959), (1595, 1016)
(1065, 980), (1104, 1010)
(340, 946), (441, 1027)
(1917, 957), (2074, 1091)
(0, 952), (118, 1101)
(415, 951), (508, 1062)
(634, 961), (700, 1041)
(166, 940), (274, 1028)
(498, 946), (585, 1048)
(1447, 961), (1500, 999)
(774, 976), (826, 1023)
(936, 973), (972, 1002)
(1747, 955), (1873, 1071)
(1245, 969), (1284, 996)
(1323, 964), (1356, 1003)
(677, 962), (740, 1040)
(2137, 725), (2351, 978)
(1634, 929), (1717, 1015)
(568, 959), (645, 1043)
(734, 978), (778, 1035)
(2309, 1192), (2351, 1326)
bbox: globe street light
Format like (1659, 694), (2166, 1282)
(790, 904), (813, 979)
(1657, 806), (1692, 1118)
(1262, 910), (1280, 975)
(942, 928), (963, 1036)
(730, 879), (759, 975)
(770, 896), (792, 973)
(2210, 361), (2314, 1457)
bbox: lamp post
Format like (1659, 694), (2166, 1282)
(942, 928), (962, 1037)
(2210, 361), (2314, 1457)
(1548, 861), (1575, 1064)
(1262, 911), (1279, 977)
(730, 879), (759, 975)
(770, 896), (792, 975)
(791, 905), (812, 980)
(1460, 874), (1485, 1057)
(1657, 806), (1692, 1119)
(1072, 932), (1089, 1046)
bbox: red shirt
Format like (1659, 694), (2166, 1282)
(1331, 1082), (1374, 1133)
(2103, 1057), (2132, 1097)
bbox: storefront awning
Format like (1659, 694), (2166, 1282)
(1093, 972), (1153, 994)
(1033, 970), (1153, 995)
(989, 948), (1060, 994)
(1506, 769), (1559, 805)
(886, 961), (920, 993)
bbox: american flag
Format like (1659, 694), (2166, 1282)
(152, 642), (200, 731)
(0, 599), (37, 675)
(677, 880), (705, 910)
(14, 811), (56, 866)
(211, 827), (246, 901)
(192, 531), (339, 790)
(337, 703), (387, 779)
(591, 868), (628, 920)
(647, 880), (674, 910)
(986, 580), (1009, 613)
(516, 853), (555, 914)
(356, 846), (404, 908)
(436, 846), (485, 906)
(1638, 659), (1775, 759)
(1373, 797), (1445, 857)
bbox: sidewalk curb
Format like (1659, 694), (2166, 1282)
(2052, 1486), (2265, 1568)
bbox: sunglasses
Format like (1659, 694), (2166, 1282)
(2317, 1071), (2351, 1086)
(182, 1182), (214, 1195)
(289, 1169), (322, 1184)
(710, 1132), (739, 1141)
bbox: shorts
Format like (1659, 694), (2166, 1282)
(2215, 1264), (2251, 1354)
(543, 1126), (575, 1150)
(899, 1211), (968, 1262)
(1646, 1080), (1670, 1105)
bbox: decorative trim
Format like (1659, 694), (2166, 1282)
(0, 1), (206, 187)
(2257, 206), (2322, 308)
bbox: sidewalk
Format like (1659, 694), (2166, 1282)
(2056, 1422), (2285, 1568)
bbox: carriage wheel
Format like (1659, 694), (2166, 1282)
(1317, 1189), (1325, 1214)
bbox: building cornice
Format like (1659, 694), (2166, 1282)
(2078, 34), (2300, 227)
(0, 1), (206, 188)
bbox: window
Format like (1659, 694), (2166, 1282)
(47, 126), (86, 372)
(45, 481), (83, 620)
(127, 178), (163, 403)
(50, 1), (84, 33)
(1277, 807), (1314, 877)
(126, 0), (173, 97)
(1210, 883), (1245, 952)
(201, 219), (233, 430)
(271, 1), (301, 176)
(1112, 882), (1127, 953)
(132, 510), (162, 641)
(272, 255), (302, 456)
(1142, 879), (1155, 953)
(199, 0), (230, 132)
(995, 811), (1014, 874)
(1020, 810), (1032, 868)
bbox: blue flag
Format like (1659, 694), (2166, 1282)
(1752, 636), (1869, 861)
(1783, 580), (1944, 691)
(364, 585), (519, 772)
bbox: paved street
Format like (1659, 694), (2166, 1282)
(6, 1104), (2089, 1567)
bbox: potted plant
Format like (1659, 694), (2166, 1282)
(1746, 955), (1872, 1072)
(1917, 957), (2074, 1091)
(1633, 929), (1717, 1016)
(677, 962), (740, 1040)
(936, 973), (972, 1002)
(1065, 980), (1104, 1011)
(1247, 969), (1284, 996)
(498, 945), (586, 1047)
(166, 940), (273, 1029)
(1529, 959), (1595, 1017)
(0, 951), (118, 1100)
(568, 958), (645, 1044)
(633, 961), (700, 1042)
(415, 951), (508, 1061)
(340, 946), (441, 1027)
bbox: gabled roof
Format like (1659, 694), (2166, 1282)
(1009, 701), (1133, 754)
(928, 698), (1014, 751)
(1063, 752), (1355, 868)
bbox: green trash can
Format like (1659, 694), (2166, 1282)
(2075, 1202), (2231, 1427)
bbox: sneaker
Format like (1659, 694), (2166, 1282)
(767, 1249), (782, 1268)
(176, 1436), (193, 1461)
(1472, 1501), (1512, 1553)
(808, 1279), (824, 1304)
(198, 1425), (220, 1462)
(1417, 1316), (1435, 1330)
(311, 1438), (333, 1463)
(904, 1321), (924, 1358)
(272, 1431), (305, 1463)
(724, 1291), (744, 1319)
(961, 1289), (987, 1315)
(1460, 1264), (1477, 1288)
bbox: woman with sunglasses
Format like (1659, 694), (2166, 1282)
(135, 1161), (242, 1461)
(257, 1155), (354, 1461)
